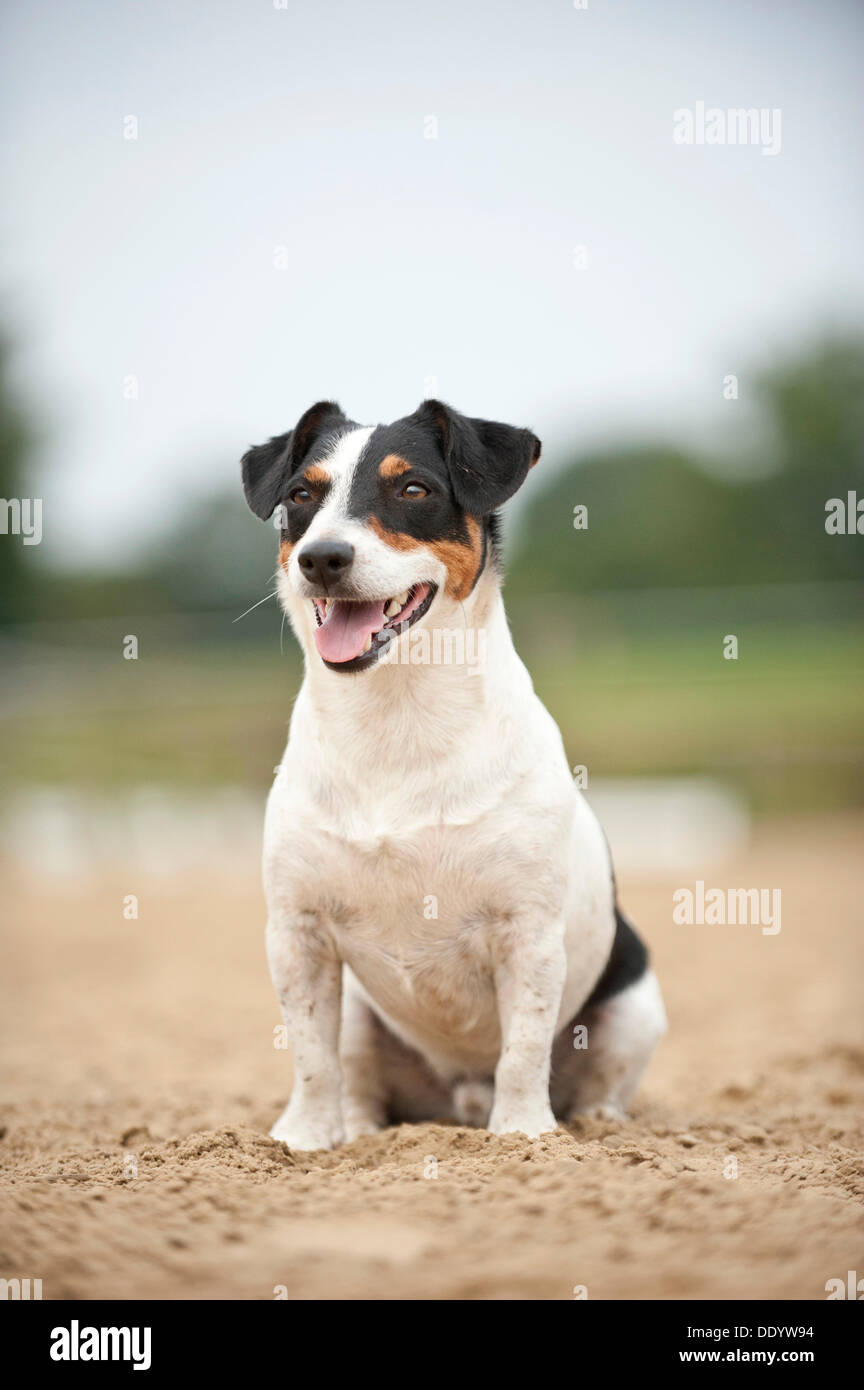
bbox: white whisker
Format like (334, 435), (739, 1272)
(233, 590), (277, 623)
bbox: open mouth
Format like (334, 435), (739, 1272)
(311, 582), (437, 672)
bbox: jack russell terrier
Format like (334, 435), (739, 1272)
(241, 400), (666, 1150)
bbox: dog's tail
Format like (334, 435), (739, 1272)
(583, 906), (649, 1009)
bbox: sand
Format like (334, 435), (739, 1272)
(1, 813), (862, 1301)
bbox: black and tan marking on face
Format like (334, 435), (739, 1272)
(242, 400), (541, 638)
(344, 423), (489, 602)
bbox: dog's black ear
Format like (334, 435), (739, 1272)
(409, 399), (541, 515)
(241, 400), (347, 520)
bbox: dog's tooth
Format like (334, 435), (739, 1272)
(384, 599), (401, 618)
(396, 590), (409, 607)
(361, 635), (372, 654)
(324, 598), (333, 614)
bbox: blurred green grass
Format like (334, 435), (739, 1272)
(2, 604), (861, 818)
(532, 621), (864, 816)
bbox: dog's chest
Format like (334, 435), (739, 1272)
(329, 821), (512, 1044)
(284, 791), (556, 1055)
(322, 818), (500, 957)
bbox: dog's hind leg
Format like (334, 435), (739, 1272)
(550, 910), (667, 1122)
(554, 970), (667, 1121)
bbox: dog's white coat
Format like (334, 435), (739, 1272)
(263, 426), (666, 1149)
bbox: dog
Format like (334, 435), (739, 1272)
(241, 399), (667, 1150)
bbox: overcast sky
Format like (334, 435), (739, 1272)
(2, 0), (862, 567)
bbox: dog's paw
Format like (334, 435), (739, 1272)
(452, 1079), (494, 1128)
(343, 1115), (383, 1142)
(574, 1101), (628, 1124)
(269, 1107), (344, 1153)
(488, 1103), (558, 1140)
(342, 1102), (385, 1143)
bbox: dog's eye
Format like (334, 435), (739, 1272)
(289, 486), (312, 504)
(400, 482), (429, 500)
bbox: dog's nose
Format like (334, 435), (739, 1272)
(297, 540), (355, 590)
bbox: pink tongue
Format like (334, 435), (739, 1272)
(314, 599), (387, 663)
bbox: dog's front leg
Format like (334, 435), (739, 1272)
(266, 911), (345, 1152)
(488, 920), (566, 1139)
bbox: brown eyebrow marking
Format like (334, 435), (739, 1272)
(303, 463), (331, 486)
(378, 454), (413, 479)
(367, 515), (484, 601)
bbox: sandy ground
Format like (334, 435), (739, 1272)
(1, 812), (863, 1301)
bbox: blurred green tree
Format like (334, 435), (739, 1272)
(0, 332), (33, 624)
(509, 335), (864, 596)
(746, 335), (864, 581)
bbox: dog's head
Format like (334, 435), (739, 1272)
(241, 400), (540, 673)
